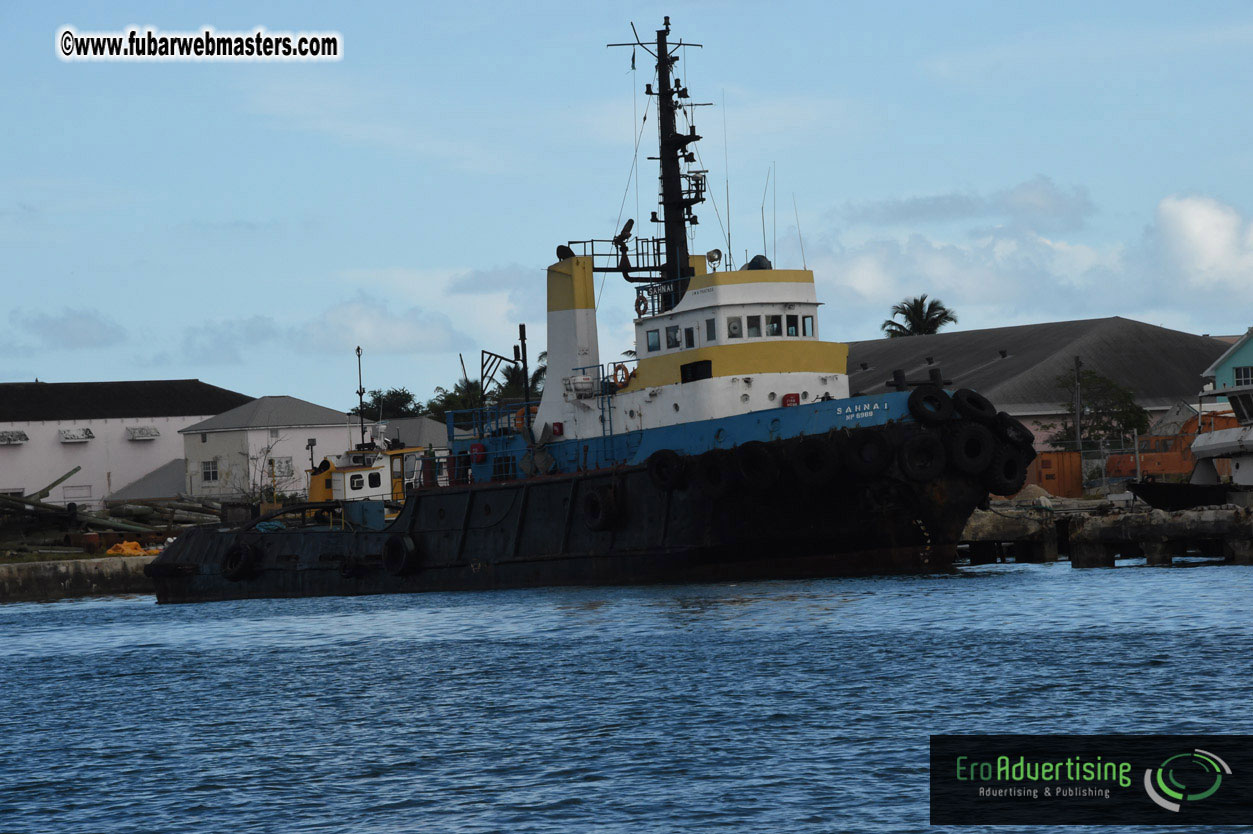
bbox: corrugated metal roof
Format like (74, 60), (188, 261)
(0, 380), (252, 422)
(181, 395), (350, 433)
(846, 317), (1228, 414)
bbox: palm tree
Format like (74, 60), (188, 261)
(881, 294), (958, 338)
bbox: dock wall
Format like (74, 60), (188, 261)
(0, 555), (155, 603)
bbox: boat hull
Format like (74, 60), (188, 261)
(147, 442), (987, 603)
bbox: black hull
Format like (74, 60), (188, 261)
(1128, 480), (1249, 512)
(146, 454), (988, 604)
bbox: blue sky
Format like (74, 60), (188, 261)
(4, 2), (1253, 410)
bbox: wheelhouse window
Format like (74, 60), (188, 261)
(684, 327), (695, 349)
(646, 330), (661, 352)
(786, 315), (799, 337)
(705, 318), (716, 341)
(665, 326), (681, 349)
(766, 315), (782, 337)
(350, 474), (364, 491)
(1235, 366), (1253, 387)
(368, 472), (382, 488)
(746, 315), (762, 338)
(802, 315), (815, 337)
(726, 316), (743, 338)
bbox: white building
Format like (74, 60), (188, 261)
(181, 396), (362, 500)
(0, 379), (252, 508)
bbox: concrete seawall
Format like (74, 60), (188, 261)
(0, 555), (156, 603)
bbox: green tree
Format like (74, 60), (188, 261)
(349, 387), (425, 419)
(424, 377), (485, 423)
(489, 363), (546, 404)
(881, 294), (958, 338)
(1038, 369), (1149, 451)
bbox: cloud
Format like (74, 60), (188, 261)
(1155, 195), (1253, 290)
(176, 315), (282, 365)
(803, 189), (1253, 340)
(839, 175), (1094, 232)
(9, 308), (126, 350)
(446, 265), (533, 295)
(296, 296), (472, 356)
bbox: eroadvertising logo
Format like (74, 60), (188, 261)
(930, 735), (1253, 825)
(1143, 749), (1231, 812)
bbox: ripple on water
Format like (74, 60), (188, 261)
(1, 563), (1252, 833)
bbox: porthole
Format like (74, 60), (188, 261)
(740, 393), (750, 403)
(802, 391), (809, 400)
(672, 402), (680, 412)
(768, 392), (777, 402)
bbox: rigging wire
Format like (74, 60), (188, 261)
(597, 68), (655, 311)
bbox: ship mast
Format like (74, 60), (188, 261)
(654, 18), (697, 287)
(607, 17), (706, 312)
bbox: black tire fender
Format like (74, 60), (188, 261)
(995, 411), (1035, 448)
(787, 435), (841, 486)
(845, 428), (894, 477)
(221, 542), (260, 581)
(907, 384), (954, 425)
(898, 431), (947, 481)
(736, 441), (781, 490)
(951, 388), (998, 424)
(582, 485), (620, 531)
(984, 442), (1029, 496)
(697, 449), (740, 499)
(382, 534), (421, 576)
(646, 449), (688, 491)
(946, 422), (996, 476)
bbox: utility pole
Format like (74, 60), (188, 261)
(1073, 356), (1083, 453)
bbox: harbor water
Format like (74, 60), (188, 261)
(2, 561), (1251, 833)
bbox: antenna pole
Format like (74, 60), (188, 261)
(519, 323), (532, 439)
(723, 89), (731, 269)
(355, 346), (367, 447)
(654, 18), (699, 306)
(793, 193), (807, 269)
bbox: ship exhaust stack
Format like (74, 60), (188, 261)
(542, 255), (600, 414)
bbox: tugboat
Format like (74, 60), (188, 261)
(145, 18), (1035, 603)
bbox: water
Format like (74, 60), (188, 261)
(2, 561), (1251, 833)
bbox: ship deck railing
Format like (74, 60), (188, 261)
(445, 400), (542, 442)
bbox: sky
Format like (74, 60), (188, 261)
(3, 2), (1253, 411)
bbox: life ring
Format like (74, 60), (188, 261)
(634, 294), (648, 317)
(612, 363), (633, 389)
(469, 442), (488, 464)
